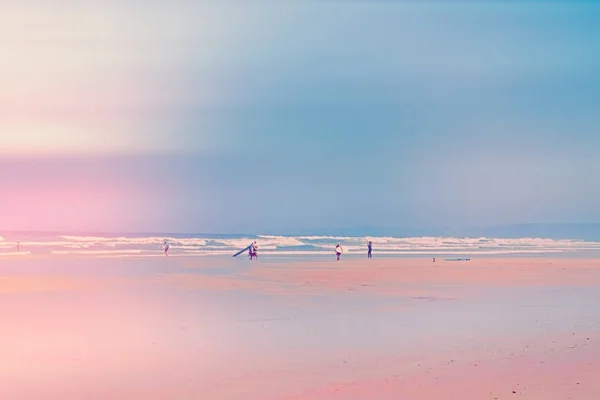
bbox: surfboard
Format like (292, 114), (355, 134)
(233, 244), (252, 258)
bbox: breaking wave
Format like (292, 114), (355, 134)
(1, 233), (600, 258)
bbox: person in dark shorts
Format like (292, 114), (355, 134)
(367, 241), (372, 259)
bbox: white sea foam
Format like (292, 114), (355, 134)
(51, 249), (143, 255)
(3, 233), (599, 258)
(59, 236), (208, 247)
(19, 241), (90, 247)
(257, 235), (307, 247)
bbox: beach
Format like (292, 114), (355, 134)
(2, 254), (600, 399)
(4, 0), (600, 398)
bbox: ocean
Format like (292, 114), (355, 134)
(2, 232), (600, 258)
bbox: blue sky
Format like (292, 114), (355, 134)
(1, 1), (599, 233)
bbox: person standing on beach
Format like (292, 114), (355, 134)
(250, 241), (258, 260)
(367, 241), (372, 259)
(164, 240), (169, 256)
(335, 242), (343, 261)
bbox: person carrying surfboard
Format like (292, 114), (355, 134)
(249, 241), (258, 260)
(164, 240), (169, 256)
(335, 242), (343, 261)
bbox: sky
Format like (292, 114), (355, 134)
(1, 0), (599, 234)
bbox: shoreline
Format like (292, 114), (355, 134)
(2, 249), (600, 261)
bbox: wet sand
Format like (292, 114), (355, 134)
(1, 256), (599, 399)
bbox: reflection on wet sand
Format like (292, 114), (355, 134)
(1, 256), (600, 399)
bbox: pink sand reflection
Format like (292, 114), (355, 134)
(2, 256), (600, 399)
